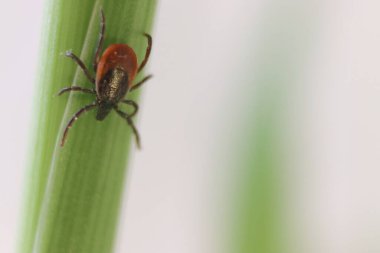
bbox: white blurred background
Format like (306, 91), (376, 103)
(1, 0), (380, 253)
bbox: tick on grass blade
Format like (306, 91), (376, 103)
(58, 9), (152, 148)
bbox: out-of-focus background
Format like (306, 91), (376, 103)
(1, 0), (380, 252)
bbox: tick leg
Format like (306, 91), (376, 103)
(115, 108), (141, 149)
(93, 9), (106, 71)
(57, 86), (96, 96)
(121, 100), (138, 118)
(137, 33), (152, 73)
(130, 75), (152, 92)
(61, 102), (97, 147)
(65, 50), (95, 84)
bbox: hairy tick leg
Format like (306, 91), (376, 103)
(115, 108), (141, 149)
(57, 86), (96, 96)
(137, 33), (152, 73)
(93, 9), (106, 71)
(65, 50), (95, 84)
(130, 75), (152, 92)
(61, 102), (97, 147)
(121, 100), (139, 118)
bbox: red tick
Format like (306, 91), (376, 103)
(58, 9), (152, 148)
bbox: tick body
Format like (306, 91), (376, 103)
(58, 10), (152, 148)
(95, 44), (138, 120)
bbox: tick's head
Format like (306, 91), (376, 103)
(96, 102), (113, 121)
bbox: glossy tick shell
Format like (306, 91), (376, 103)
(96, 44), (138, 102)
(94, 44), (139, 120)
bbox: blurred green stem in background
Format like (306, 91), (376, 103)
(19, 1), (156, 252)
(228, 1), (319, 253)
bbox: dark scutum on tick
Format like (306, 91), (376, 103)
(58, 9), (152, 148)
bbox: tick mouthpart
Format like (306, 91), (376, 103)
(96, 102), (113, 121)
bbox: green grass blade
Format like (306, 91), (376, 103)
(226, 2), (319, 253)
(20, 1), (97, 252)
(20, 0), (157, 252)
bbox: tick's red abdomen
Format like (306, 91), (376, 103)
(96, 44), (138, 90)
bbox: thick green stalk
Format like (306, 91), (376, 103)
(227, 2), (319, 253)
(20, 1), (156, 252)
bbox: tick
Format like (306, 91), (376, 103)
(58, 10), (152, 148)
